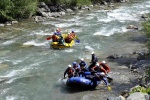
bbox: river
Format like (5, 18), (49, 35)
(0, 0), (150, 100)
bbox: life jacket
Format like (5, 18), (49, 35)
(92, 66), (107, 74)
(79, 61), (86, 67)
(69, 33), (75, 39)
(52, 34), (59, 42)
(67, 68), (74, 75)
(65, 33), (76, 43)
(65, 36), (72, 43)
(91, 54), (98, 63)
(99, 63), (110, 73)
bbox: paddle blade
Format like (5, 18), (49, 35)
(46, 37), (52, 40)
(107, 86), (112, 91)
(75, 39), (80, 43)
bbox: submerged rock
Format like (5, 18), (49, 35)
(127, 25), (138, 30)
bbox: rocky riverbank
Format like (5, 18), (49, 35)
(103, 31), (150, 100)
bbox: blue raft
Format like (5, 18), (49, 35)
(66, 72), (101, 89)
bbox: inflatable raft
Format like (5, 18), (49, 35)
(63, 71), (113, 89)
(50, 39), (75, 49)
(50, 33), (79, 49)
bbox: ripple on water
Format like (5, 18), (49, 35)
(0, 50), (11, 56)
(0, 64), (9, 70)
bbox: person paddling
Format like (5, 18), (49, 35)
(64, 65), (74, 78)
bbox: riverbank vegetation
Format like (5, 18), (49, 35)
(131, 20), (150, 95)
(0, 0), (38, 23)
(143, 20), (150, 73)
(0, 0), (108, 23)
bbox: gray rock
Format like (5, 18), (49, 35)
(11, 21), (18, 24)
(130, 60), (150, 69)
(66, 9), (73, 13)
(127, 92), (149, 100)
(107, 97), (121, 100)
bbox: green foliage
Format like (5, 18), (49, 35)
(76, 0), (92, 6)
(11, 0), (38, 18)
(146, 86), (150, 94)
(56, 0), (92, 7)
(130, 86), (150, 95)
(0, 0), (38, 23)
(0, 0), (100, 23)
(90, 0), (103, 4)
(0, 0), (14, 22)
(142, 21), (150, 85)
(143, 20), (150, 38)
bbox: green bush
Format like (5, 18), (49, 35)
(11, 0), (38, 18)
(0, 0), (38, 23)
(0, 0), (103, 23)
(142, 20), (150, 87)
(0, 0), (14, 22)
(130, 86), (150, 94)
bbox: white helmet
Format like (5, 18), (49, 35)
(96, 63), (99, 66)
(91, 51), (94, 54)
(81, 58), (84, 61)
(102, 61), (106, 64)
(56, 28), (61, 32)
(68, 64), (71, 68)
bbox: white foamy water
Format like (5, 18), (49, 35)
(34, 30), (53, 36)
(65, 49), (74, 52)
(2, 40), (15, 45)
(64, 16), (83, 22)
(84, 45), (94, 51)
(2, 67), (29, 78)
(23, 40), (47, 47)
(6, 96), (17, 100)
(90, 1), (150, 36)
(94, 26), (128, 36)
(12, 60), (23, 65)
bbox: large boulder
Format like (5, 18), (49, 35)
(127, 92), (149, 100)
(130, 60), (150, 70)
(39, 2), (50, 12)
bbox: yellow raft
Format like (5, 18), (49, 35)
(50, 33), (77, 49)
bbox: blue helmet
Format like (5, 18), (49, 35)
(72, 62), (77, 65)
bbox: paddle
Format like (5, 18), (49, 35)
(46, 36), (52, 40)
(107, 86), (112, 91)
(75, 39), (80, 43)
(75, 36), (80, 43)
(106, 74), (113, 83)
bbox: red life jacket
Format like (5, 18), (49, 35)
(99, 63), (110, 73)
(52, 34), (58, 42)
(67, 68), (74, 75)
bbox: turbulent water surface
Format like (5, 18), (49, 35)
(0, 0), (150, 100)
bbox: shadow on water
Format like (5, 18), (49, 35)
(129, 33), (148, 44)
(107, 55), (138, 67)
(110, 78), (139, 93)
(60, 86), (96, 94)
